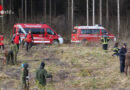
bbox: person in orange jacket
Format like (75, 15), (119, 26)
(25, 30), (33, 52)
(0, 35), (4, 50)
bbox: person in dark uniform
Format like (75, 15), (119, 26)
(101, 33), (110, 52)
(119, 43), (127, 73)
(36, 61), (52, 88)
(112, 42), (119, 56)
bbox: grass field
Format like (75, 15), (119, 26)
(0, 44), (130, 90)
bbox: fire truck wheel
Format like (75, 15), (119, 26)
(81, 39), (87, 44)
(52, 40), (59, 45)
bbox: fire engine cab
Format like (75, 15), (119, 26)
(13, 24), (64, 44)
(71, 25), (116, 43)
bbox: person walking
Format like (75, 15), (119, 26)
(25, 30), (33, 52)
(21, 63), (29, 90)
(6, 42), (18, 65)
(0, 35), (4, 50)
(36, 61), (52, 88)
(119, 43), (127, 73)
(12, 32), (21, 50)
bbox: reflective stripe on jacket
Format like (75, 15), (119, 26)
(101, 37), (109, 44)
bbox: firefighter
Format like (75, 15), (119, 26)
(21, 63), (29, 90)
(112, 42), (119, 56)
(0, 35), (4, 50)
(119, 43), (127, 73)
(25, 30), (33, 52)
(36, 61), (52, 88)
(12, 32), (21, 50)
(101, 33), (110, 52)
(6, 42), (18, 65)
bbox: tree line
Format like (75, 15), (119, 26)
(1, 0), (130, 40)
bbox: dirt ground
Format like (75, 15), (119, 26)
(0, 44), (130, 90)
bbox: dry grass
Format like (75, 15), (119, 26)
(0, 44), (130, 90)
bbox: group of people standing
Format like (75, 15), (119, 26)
(21, 61), (52, 90)
(3, 30), (34, 65)
(101, 32), (128, 74)
(0, 30), (52, 89)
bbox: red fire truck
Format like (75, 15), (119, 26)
(13, 24), (64, 44)
(71, 25), (116, 43)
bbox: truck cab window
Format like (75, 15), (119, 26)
(47, 28), (55, 35)
(18, 29), (24, 34)
(92, 29), (100, 34)
(81, 29), (92, 34)
(41, 29), (45, 34)
(101, 29), (107, 34)
(72, 29), (77, 34)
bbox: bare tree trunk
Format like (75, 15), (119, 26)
(106, 0), (109, 27)
(25, 0), (27, 22)
(99, 0), (102, 25)
(10, 0), (12, 22)
(86, 0), (89, 26)
(92, 0), (95, 26)
(68, 0), (70, 21)
(31, 0), (33, 20)
(1, 0), (4, 32)
(44, 0), (46, 23)
(54, 0), (56, 17)
(117, 0), (120, 38)
(71, 0), (74, 29)
(22, 0), (24, 22)
(50, 0), (51, 25)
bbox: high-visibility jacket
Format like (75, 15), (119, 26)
(26, 33), (33, 43)
(113, 47), (119, 54)
(12, 34), (21, 44)
(0, 35), (4, 45)
(101, 36), (110, 44)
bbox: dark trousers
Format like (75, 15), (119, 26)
(7, 50), (14, 65)
(26, 42), (33, 52)
(0, 45), (4, 50)
(119, 56), (125, 73)
(16, 44), (19, 50)
(102, 44), (108, 50)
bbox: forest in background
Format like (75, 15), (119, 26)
(1, 0), (130, 41)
